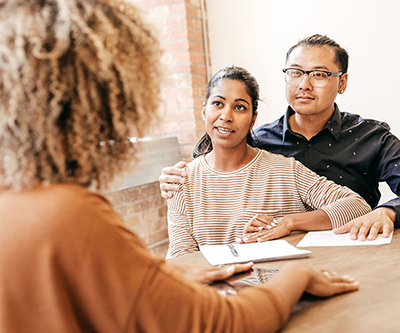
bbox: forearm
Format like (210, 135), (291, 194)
(281, 209), (332, 232)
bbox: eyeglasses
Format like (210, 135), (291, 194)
(282, 68), (344, 87)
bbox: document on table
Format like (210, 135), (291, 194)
(199, 240), (311, 266)
(296, 230), (393, 247)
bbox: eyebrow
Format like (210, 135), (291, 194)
(288, 63), (330, 71)
(212, 95), (250, 106)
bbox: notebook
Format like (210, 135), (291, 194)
(199, 240), (311, 266)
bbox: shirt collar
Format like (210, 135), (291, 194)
(282, 103), (342, 142)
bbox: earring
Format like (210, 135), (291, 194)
(202, 115), (205, 121)
(340, 90), (344, 94)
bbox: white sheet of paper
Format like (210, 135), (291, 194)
(296, 230), (393, 247)
(199, 240), (311, 266)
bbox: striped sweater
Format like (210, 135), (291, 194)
(167, 149), (371, 258)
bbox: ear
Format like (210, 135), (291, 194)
(250, 112), (258, 129)
(202, 103), (206, 121)
(338, 72), (348, 94)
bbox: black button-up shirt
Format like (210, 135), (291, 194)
(254, 104), (400, 227)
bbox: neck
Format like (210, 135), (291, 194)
(205, 144), (257, 172)
(289, 109), (334, 140)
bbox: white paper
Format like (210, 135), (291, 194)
(199, 240), (311, 266)
(296, 230), (393, 247)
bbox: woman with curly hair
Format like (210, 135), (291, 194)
(0, 0), (359, 332)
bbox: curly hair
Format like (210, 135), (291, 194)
(0, 0), (163, 190)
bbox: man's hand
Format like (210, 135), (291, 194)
(333, 207), (396, 241)
(158, 161), (187, 199)
(166, 261), (254, 284)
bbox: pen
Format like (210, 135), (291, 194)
(228, 243), (239, 257)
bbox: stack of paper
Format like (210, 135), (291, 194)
(199, 240), (311, 266)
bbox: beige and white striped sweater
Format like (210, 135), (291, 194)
(167, 149), (371, 258)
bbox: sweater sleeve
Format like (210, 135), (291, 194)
(132, 259), (291, 333)
(293, 159), (372, 228)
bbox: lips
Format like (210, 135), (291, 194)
(215, 126), (235, 135)
(296, 94), (314, 100)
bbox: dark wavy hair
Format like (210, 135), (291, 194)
(192, 66), (260, 158)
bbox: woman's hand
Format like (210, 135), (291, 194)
(166, 261), (254, 284)
(236, 214), (291, 243)
(305, 267), (360, 297)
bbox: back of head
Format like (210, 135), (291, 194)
(286, 34), (349, 73)
(0, 0), (162, 190)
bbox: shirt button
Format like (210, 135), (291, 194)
(353, 152), (356, 155)
(349, 130), (352, 133)
(328, 143), (332, 147)
(307, 144), (312, 148)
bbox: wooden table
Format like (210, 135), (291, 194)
(170, 230), (400, 333)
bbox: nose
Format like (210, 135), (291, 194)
(298, 73), (312, 91)
(219, 106), (233, 122)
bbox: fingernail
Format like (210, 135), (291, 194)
(266, 225), (272, 229)
(243, 237), (248, 242)
(258, 226), (264, 230)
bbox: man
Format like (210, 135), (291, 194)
(160, 34), (400, 241)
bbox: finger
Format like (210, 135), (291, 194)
(349, 222), (362, 240)
(173, 161), (187, 169)
(201, 265), (235, 283)
(366, 224), (381, 240)
(159, 174), (186, 185)
(330, 281), (360, 294)
(160, 182), (181, 192)
(356, 224), (373, 241)
(252, 214), (274, 223)
(244, 224), (266, 233)
(333, 221), (353, 234)
(382, 223), (393, 238)
(232, 262), (254, 274)
(161, 190), (173, 199)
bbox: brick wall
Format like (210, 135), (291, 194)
(104, 0), (210, 257)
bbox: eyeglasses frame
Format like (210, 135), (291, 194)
(282, 68), (344, 87)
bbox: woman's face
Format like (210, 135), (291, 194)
(203, 79), (256, 151)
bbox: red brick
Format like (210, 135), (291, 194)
(106, 191), (125, 207)
(141, 183), (159, 197)
(147, 228), (169, 245)
(185, 4), (201, 18)
(115, 204), (135, 218)
(122, 187), (142, 202)
(134, 201), (150, 213)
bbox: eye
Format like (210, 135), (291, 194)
(312, 71), (328, 79)
(287, 69), (303, 77)
(235, 104), (247, 111)
(211, 100), (222, 107)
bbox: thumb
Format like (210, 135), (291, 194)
(333, 221), (353, 234)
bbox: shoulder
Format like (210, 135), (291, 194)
(254, 116), (284, 136)
(340, 111), (391, 132)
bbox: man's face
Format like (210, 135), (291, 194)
(285, 45), (348, 118)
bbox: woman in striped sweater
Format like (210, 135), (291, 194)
(167, 66), (371, 258)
